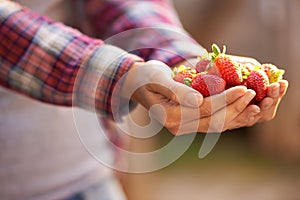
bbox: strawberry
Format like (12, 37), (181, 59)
(261, 63), (285, 84)
(210, 44), (243, 86)
(196, 58), (220, 76)
(172, 65), (196, 86)
(172, 43), (286, 100)
(206, 63), (221, 76)
(241, 63), (259, 79)
(196, 59), (211, 73)
(173, 71), (193, 84)
(191, 73), (226, 97)
(246, 70), (270, 102)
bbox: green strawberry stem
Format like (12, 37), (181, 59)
(270, 69), (285, 83)
(212, 44), (221, 56)
(204, 44), (228, 72)
(183, 78), (192, 87)
(211, 43), (226, 61)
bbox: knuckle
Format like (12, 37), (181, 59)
(246, 115), (260, 126)
(246, 119), (257, 127)
(165, 123), (180, 135)
(164, 119), (178, 131)
(246, 122), (255, 127)
(198, 121), (209, 133)
(208, 120), (224, 133)
(168, 91), (177, 102)
(169, 128), (179, 136)
(231, 121), (243, 130)
(222, 126), (229, 132)
(234, 102), (245, 113)
(201, 105), (212, 116)
(225, 94), (235, 105)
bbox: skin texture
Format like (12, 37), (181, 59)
(121, 58), (288, 135)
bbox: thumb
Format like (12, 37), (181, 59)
(159, 78), (203, 107)
(146, 60), (203, 107)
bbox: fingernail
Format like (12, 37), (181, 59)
(244, 90), (256, 104)
(186, 93), (202, 107)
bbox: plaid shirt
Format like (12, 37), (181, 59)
(0, 0), (203, 119)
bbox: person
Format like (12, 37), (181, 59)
(0, 0), (288, 199)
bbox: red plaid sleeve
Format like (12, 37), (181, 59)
(83, 0), (206, 67)
(0, 1), (143, 118)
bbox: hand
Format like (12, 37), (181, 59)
(122, 60), (259, 135)
(256, 80), (288, 122)
(230, 56), (289, 124)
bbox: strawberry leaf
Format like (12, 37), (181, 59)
(212, 44), (221, 56)
(183, 78), (192, 87)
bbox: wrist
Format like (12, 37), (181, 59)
(120, 61), (145, 99)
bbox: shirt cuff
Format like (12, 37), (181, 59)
(75, 44), (143, 120)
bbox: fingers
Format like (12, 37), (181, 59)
(171, 89), (256, 134)
(208, 89), (256, 132)
(148, 100), (195, 129)
(226, 104), (261, 130)
(154, 80), (203, 108)
(200, 86), (248, 117)
(257, 80), (289, 122)
(268, 82), (280, 98)
(258, 82), (280, 116)
(259, 97), (274, 112)
(171, 87), (253, 134)
(134, 60), (288, 135)
(144, 60), (203, 108)
(150, 79), (288, 135)
(278, 80), (289, 97)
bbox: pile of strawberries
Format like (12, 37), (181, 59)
(172, 44), (285, 103)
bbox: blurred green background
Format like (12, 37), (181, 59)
(120, 0), (300, 200)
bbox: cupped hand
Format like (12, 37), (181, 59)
(256, 80), (288, 122)
(122, 60), (260, 135)
(230, 55), (289, 124)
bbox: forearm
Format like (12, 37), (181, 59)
(0, 1), (143, 118)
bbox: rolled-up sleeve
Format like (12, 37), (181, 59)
(0, 0), (143, 118)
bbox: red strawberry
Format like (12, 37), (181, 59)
(246, 70), (270, 102)
(241, 63), (258, 79)
(191, 73), (226, 97)
(210, 44), (243, 86)
(196, 59), (211, 73)
(261, 63), (285, 84)
(206, 63), (221, 76)
(196, 58), (220, 76)
(172, 65), (196, 85)
(173, 72), (193, 84)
